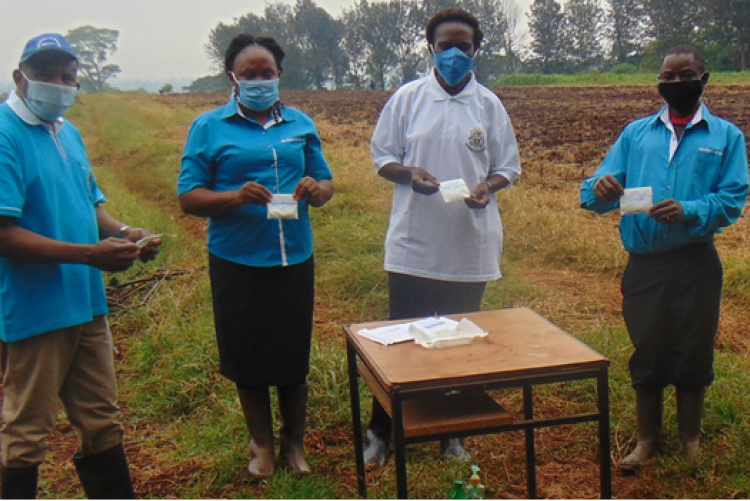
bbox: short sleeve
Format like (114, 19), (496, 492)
(303, 119), (333, 181)
(178, 117), (214, 196)
(68, 125), (107, 207)
(487, 99), (522, 185)
(0, 131), (24, 218)
(90, 172), (106, 206)
(370, 97), (405, 171)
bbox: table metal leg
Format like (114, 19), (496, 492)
(598, 368), (612, 499)
(393, 397), (409, 499)
(347, 340), (367, 498)
(523, 384), (537, 499)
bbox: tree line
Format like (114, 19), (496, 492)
(55, 0), (749, 93)
(183, 0), (748, 92)
(188, 0), (524, 91)
(528, 0), (750, 74)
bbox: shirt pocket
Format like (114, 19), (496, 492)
(275, 135), (307, 175)
(691, 148), (723, 191)
(70, 158), (97, 202)
(693, 148), (723, 169)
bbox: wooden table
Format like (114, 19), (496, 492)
(345, 307), (611, 499)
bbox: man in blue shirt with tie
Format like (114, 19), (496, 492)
(580, 45), (748, 470)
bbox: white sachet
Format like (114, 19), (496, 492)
(620, 187), (653, 215)
(439, 178), (471, 203)
(267, 194), (299, 220)
(135, 234), (163, 248)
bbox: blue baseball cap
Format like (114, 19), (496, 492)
(20, 34), (77, 64)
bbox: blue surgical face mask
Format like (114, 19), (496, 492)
(432, 47), (474, 87)
(232, 73), (280, 111)
(21, 71), (77, 121)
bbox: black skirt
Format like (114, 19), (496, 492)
(208, 253), (315, 387)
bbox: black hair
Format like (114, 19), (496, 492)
(425, 9), (483, 50)
(664, 45), (706, 73)
(224, 34), (285, 73)
(20, 50), (77, 73)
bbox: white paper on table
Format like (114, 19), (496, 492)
(620, 187), (653, 215)
(357, 323), (414, 346)
(439, 179), (471, 203)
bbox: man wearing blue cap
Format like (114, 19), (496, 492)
(0, 34), (161, 498)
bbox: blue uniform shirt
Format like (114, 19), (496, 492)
(580, 104), (749, 254)
(0, 93), (108, 342)
(178, 100), (333, 267)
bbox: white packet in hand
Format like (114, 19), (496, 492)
(267, 194), (299, 220)
(135, 234), (163, 248)
(439, 178), (471, 203)
(620, 187), (653, 215)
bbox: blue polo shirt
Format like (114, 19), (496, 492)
(580, 104), (749, 254)
(178, 101), (333, 267)
(0, 92), (108, 342)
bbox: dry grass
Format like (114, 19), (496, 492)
(19, 86), (750, 499)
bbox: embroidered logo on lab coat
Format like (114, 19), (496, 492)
(466, 126), (486, 151)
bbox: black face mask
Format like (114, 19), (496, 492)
(658, 79), (704, 115)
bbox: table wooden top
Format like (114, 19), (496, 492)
(346, 308), (609, 392)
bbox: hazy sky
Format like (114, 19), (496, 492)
(0, 0), (533, 83)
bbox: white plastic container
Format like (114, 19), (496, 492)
(408, 317), (488, 349)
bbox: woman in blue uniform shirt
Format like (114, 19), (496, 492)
(178, 34), (334, 478)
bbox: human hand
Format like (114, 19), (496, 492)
(408, 167), (440, 195)
(86, 238), (139, 272)
(649, 199), (684, 225)
(593, 175), (625, 202)
(293, 176), (321, 202)
(236, 182), (273, 206)
(121, 228), (162, 262)
(465, 182), (491, 209)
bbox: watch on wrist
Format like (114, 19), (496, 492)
(116, 225), (131, 238)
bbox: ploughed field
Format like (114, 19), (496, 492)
(173, 84), (750, 183)
(9, 85), (750, 499)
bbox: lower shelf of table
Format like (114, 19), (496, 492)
(401, 391), (513, 438)
(358, 362), (513, 439)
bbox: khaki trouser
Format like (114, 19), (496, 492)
(0, 316), (124, 468)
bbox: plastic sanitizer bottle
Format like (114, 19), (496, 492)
(449, 480), (467, 499)
(466, 465), (485, 500)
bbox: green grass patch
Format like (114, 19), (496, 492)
(494, 70), (750, 87)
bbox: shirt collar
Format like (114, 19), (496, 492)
(7, 90), (65, 132)
(428, 68), (477, 103)
(221, 97), (291, 129)
(656, 102), (709, 130)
